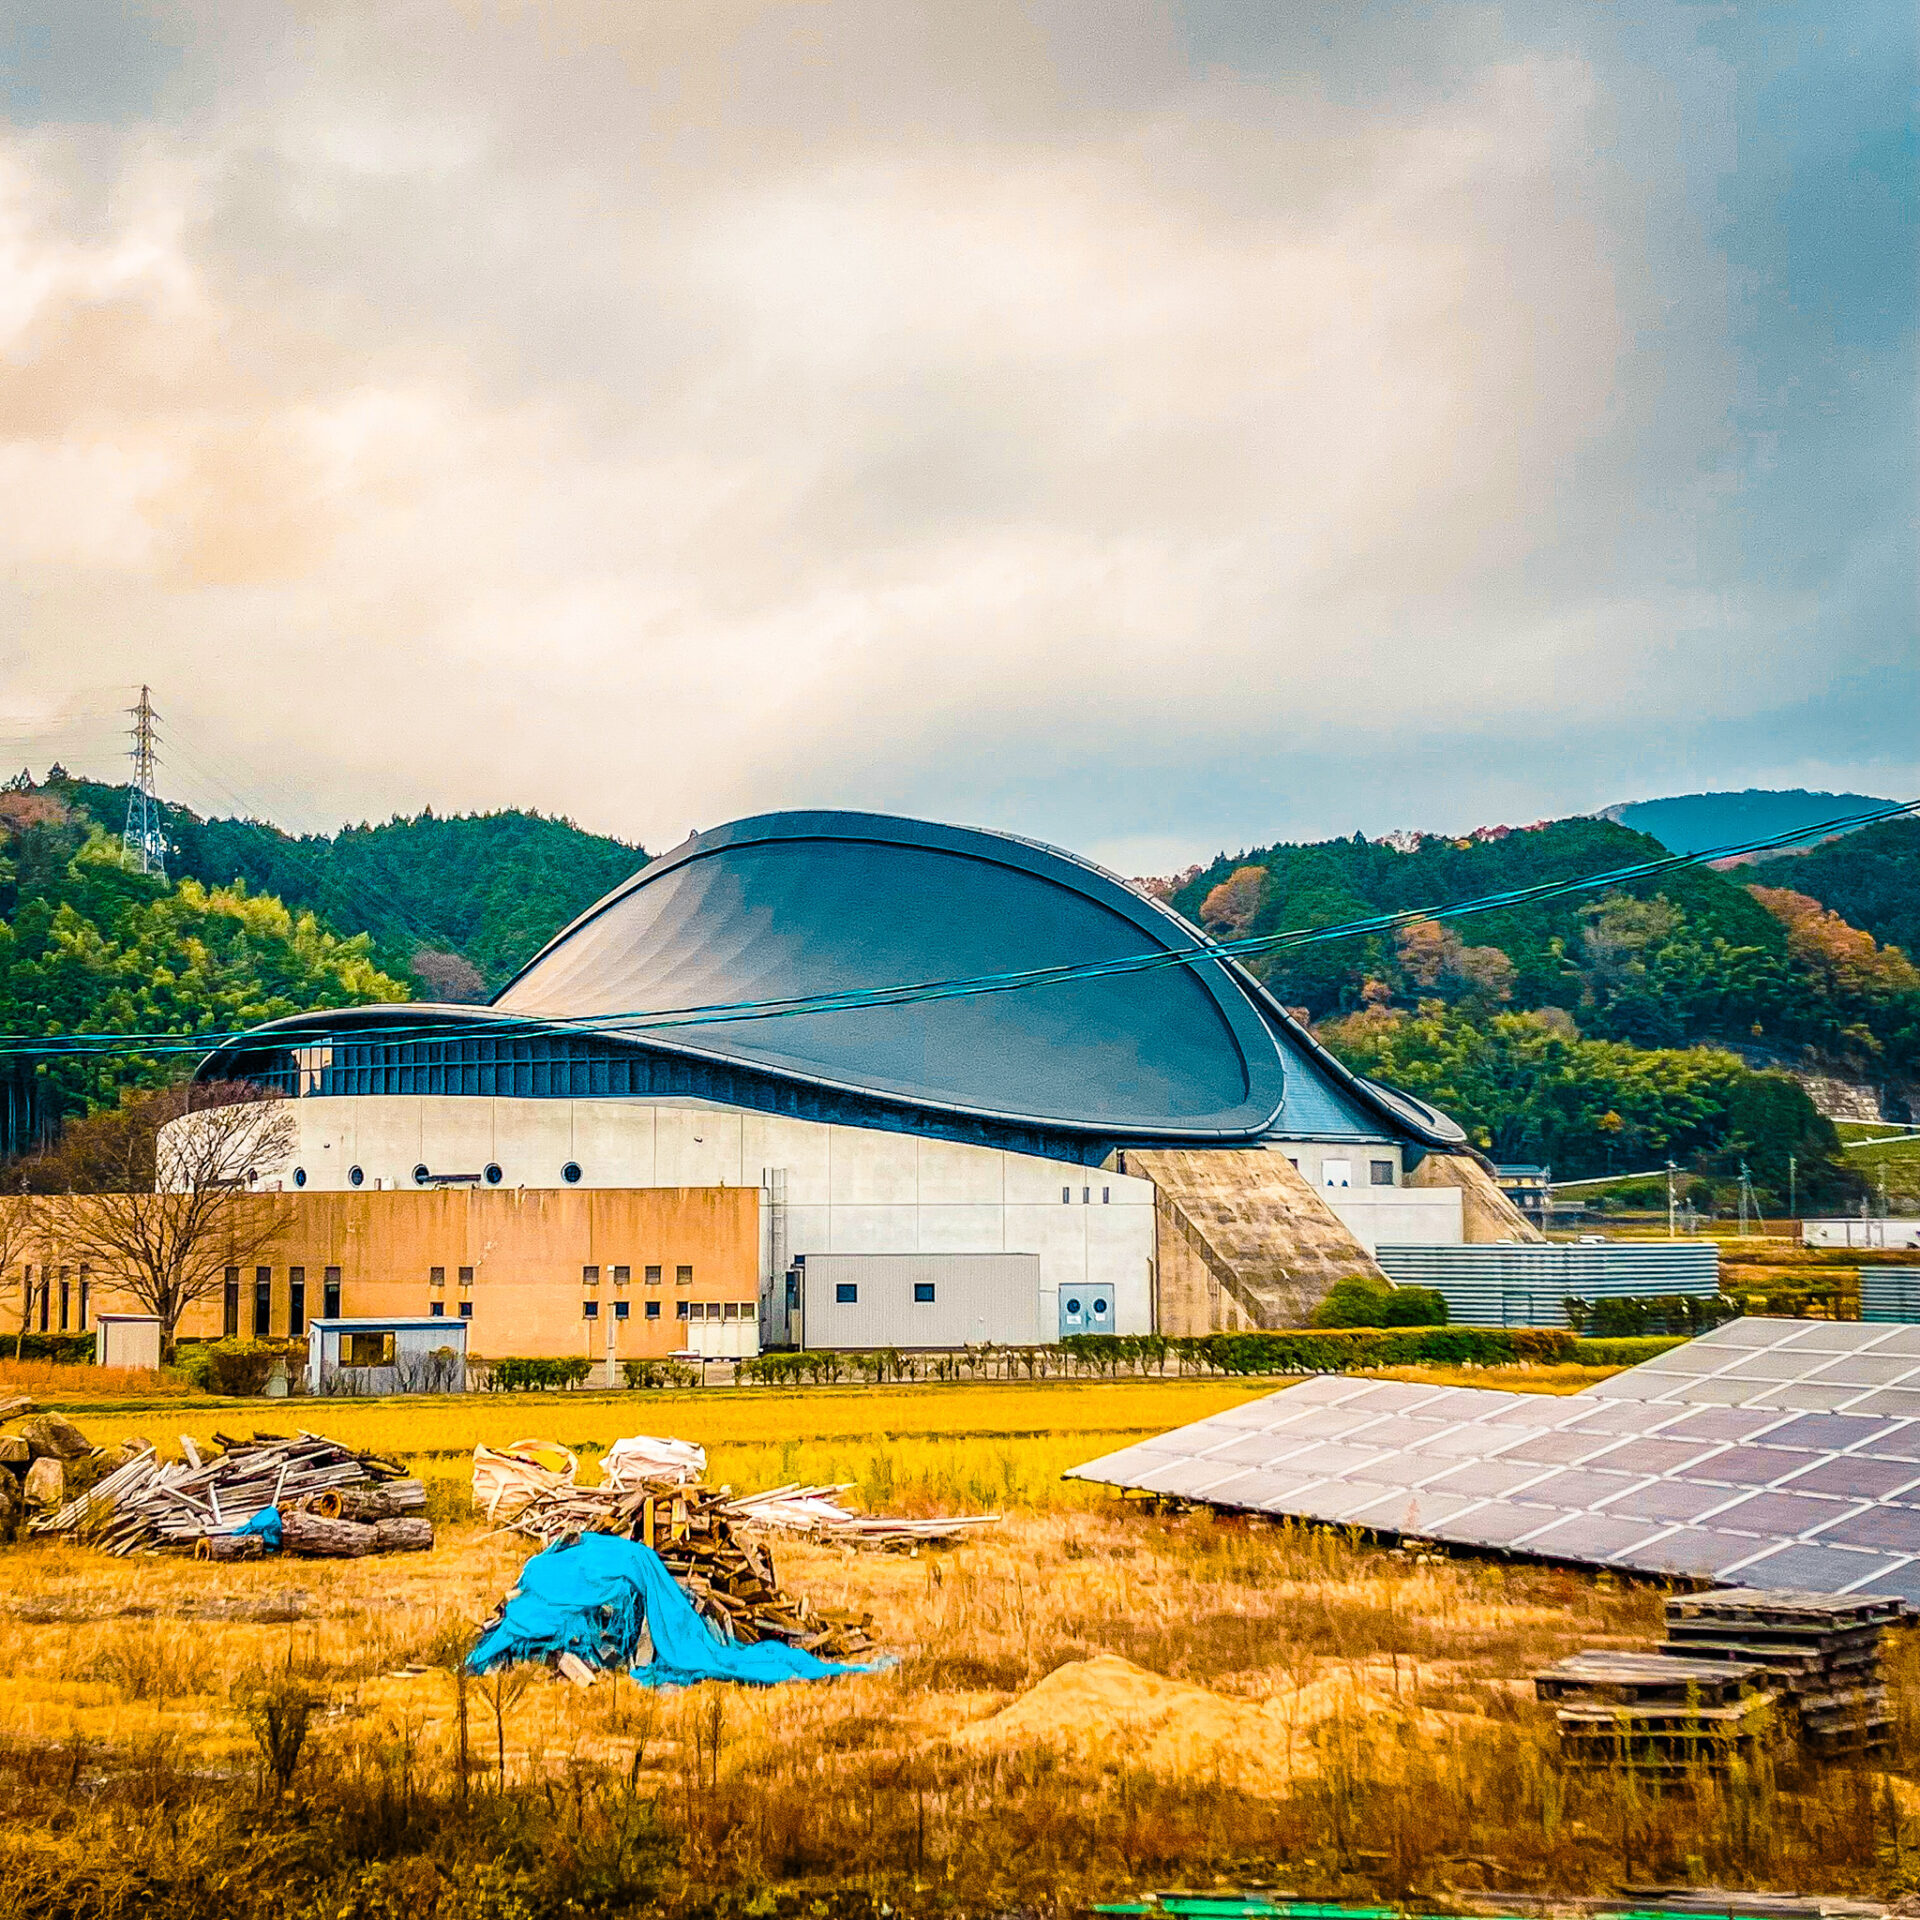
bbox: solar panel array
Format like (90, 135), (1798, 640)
(1067, 1319), (1920, 1601)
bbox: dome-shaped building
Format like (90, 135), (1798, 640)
(185, 812), (1523, 1359)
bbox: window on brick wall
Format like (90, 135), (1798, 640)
(224, 1268), (241, 1337)
(254, 1268), (273, 1338)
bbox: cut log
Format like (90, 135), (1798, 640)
(195, 1533), (267, 1562)
(279, 1509), (378, 1558)
(313, 1480), (426, 1522)
(371, 1516), (434, 1553)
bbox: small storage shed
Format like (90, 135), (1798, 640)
(306, 1316), (468, 1395)
(94, 1314), (162, 1370)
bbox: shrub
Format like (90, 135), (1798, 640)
(1562, 1292), (1741, 1338)
(1310, 1276), (1449, 1328)
(175, 1338), (306, 1396)
(621, 1358), (698, 1389)
(484, 1355), (594, 1393)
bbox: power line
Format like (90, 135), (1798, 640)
(3, 792), (1914, 1065)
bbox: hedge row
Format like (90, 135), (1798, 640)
(1571, 1335), (1688, 1367)
(3, 1333), (96, 1364)
(1064, 1328), (1579, 1375)
(480, 1355), (595, 1393)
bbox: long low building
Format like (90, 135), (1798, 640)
(74, 808), (1582, 1359)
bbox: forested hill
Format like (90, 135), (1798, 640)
(1748, 815), (1920, 965)
(0, 786), (411, 1154)
(43, 775), (647, 998)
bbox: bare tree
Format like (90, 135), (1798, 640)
(0, 1193), (42, 1361)
(50, 1083), (297, 1358)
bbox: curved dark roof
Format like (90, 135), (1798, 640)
(201, 811), (1464, 1151)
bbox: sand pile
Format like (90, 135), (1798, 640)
(949, 1653), (1441, 1784)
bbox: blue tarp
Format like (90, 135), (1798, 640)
(468, 1533), (882, 1689)
(235, 1506), (283, 1550)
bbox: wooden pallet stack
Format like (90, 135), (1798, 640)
(1663, 1588), (1898, 1757)
(1533, 1649), (1787, 1771)
(507, 1482), (877, 1660)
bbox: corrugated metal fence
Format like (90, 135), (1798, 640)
(1374, 1241), (1720, 1328)
(1861, 1269), (1920, 1322)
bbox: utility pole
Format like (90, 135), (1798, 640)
(1737, 1159), (1753, 1236)
(1666, 1160), (1677, 1241)
(1788, 1153), (1796, 1224)
(121, 685), (166, 878)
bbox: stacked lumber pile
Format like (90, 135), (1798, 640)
(722, 1482), (1002, 1549)
(504, 1481), (876, 1659)
(1664, 1588), (1896, 1755)
(32, 1429), (433, 1560)
(473, 1440), (578, 1522)
(1533, 1649), (1784, 1771)
(1536, 1586), (1900, 1768)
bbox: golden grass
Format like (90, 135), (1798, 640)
(4, 1504), (1914, 1918)
(0, 1358), (188, 1400)
(68, 1376), (1276, 1518)
(7, 1360), (1920, 1914)
(1366, 1362), (1621, 1394)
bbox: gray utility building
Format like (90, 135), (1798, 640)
(791, 1253), (1047, 1350)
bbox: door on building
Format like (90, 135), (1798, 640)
(1058, 1289), (1115, 1338)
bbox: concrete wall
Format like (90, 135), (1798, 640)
(1324, 1187), (1463, 1252)
(162, 1096), (1161, 1339)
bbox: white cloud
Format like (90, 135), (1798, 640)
(0, 2), (1909, 866)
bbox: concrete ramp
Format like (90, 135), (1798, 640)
(1114, 1148), (1385, 1333)
(1406, 1153), (1544, 1242)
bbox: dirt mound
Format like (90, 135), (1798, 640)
(949, 1653), (1429, 1784)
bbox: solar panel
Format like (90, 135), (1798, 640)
(1066, 1318), (1920, 1601)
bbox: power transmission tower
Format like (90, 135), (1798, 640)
(122, 685), (167, 878)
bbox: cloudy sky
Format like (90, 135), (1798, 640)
(0, 2), (1912, 874)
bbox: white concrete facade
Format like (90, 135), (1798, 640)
(192, 1094), (1161, 1341)
(1322, 1188), (1464, 1253)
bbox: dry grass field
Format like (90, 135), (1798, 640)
(4, 1371), (1918, 1920)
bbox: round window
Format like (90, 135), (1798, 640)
(484, 1163), (503, 1186)
(292, 1167), (307, 1189)
(412, 1164), (431, 1186)
(561, 1161), (582, 1185)
(1094, 1298), (1108, 1316)
(348, 1165), (365, 1187)
(1066, 1297), (1082, 1315)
